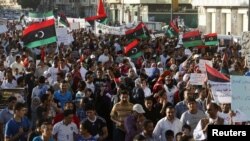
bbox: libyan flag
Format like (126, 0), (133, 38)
(165, 21), (179, 38)
(204, 33), (218, 46)
(28, 11), (54, 21)
(85, 0), (107, 26)
(205, 64), (229, 82)
(123, 39), (143, 59)
(182, 31), (203, 48)
(59, 13), (69, 27)
(125, 22), (150, 41)
(22, 19), (57, 48)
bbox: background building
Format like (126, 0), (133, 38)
(106, 0), (198, 28)
(192, 0), (249, 35)
(0, 0), (20, 9)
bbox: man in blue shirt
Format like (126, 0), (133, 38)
(4, 102), (31, 141)
(0, 96), (17, 141)
(53, 80), (72, 110)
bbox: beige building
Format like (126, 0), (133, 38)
(0, 0), (20, 8)
(192, 0), (249, 35)
(52, 0), (99, 17)
(106, 0), (197, 27)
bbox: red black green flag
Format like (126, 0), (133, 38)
(85, 0), (107, 25)
(22, 19), (57, 48)
(59, 13), (69, 27)
(165, 20), (179, 38)
(182, 31), (203, 48)
(204, 33), (218, 46)
(125, 22), (150, 41)
(205, 64), (229, 82)
(123, 39), (143, 59)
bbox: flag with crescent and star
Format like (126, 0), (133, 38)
(204, 33), (218, 46)
(123, 39), (143, 59)
(22, 19), (57, 48)
(125, 22), (150, 41)
(182, 30), (203, 48)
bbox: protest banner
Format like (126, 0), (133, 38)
(95, 21), (125, 35)
(231, 76), (250, 121)
(189, 73), (206, 85)
(210, 81), (231, 103)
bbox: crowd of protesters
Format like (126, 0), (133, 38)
(0, 19), (247, 141)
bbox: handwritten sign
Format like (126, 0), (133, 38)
(241, 32), (250, 57)
(231, 75), (250, 121)
(210, 81), (231, 103)
(56, 28), (73, 45)
(189, 73), (206, 85)
(95, 21), (125, 35)
(199, 59), (213, 73)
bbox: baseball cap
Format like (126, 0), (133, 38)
(133, 104), (145, 114)
(90, 54), (95, 59)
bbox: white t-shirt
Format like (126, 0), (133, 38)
(52, 121), (78, 141)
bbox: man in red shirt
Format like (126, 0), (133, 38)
(52, 101), (80, 128)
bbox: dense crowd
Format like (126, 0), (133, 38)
(0, 20), (246, 141)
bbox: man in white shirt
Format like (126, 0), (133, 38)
(153, 106), (182, 141)
(10, 55), (25, 74)
(98, 48), (112, 65)
(52, 109), (78, 141)
(193, 103), (224, 141)
(1, 69), (17, 89)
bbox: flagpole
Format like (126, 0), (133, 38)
(171, 0), (173, 21)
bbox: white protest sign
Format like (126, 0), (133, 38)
(56, 28), (70, 45)
(199, 59), (213, 73)
(67, 34), (74, 45)
(95, 21), (125, 35)
(210, 81), (231, 103)
(232, 109), (249, 122)
(231, 75), (250, 121)
(0, 25), (8, 34)
(15, 25), (23, 31)
(241, 31), (250, 57)
(67, 18), (90, 28)
(189, 73), (206, 85)
(70, 22), (80, 30)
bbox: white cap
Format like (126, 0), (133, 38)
(193, 54), (200, 59)
(133, 104), (145, 114)
(90, 54), (95, 59)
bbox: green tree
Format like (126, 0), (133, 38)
(17, 0), (41, 10)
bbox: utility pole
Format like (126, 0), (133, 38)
(249, 0), (250, 31)
(171, 1), (173, 21)
(171, 0), (178, 21)
(122, 0), (124, 23)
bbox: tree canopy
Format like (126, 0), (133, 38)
(17, 0), (41, 10)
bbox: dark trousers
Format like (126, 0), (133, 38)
(113, 127), (125, 141)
